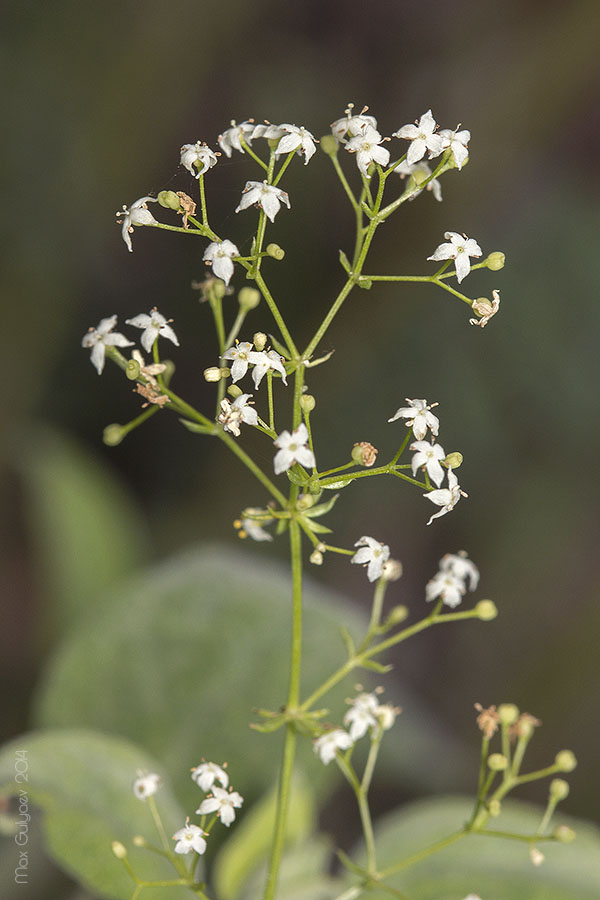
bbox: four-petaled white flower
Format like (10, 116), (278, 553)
(346, 125), (390, 177)
(132, 771), (160, 801)
(218, 120), (257, 157)
(351, 536), (390, 582)
(217, 394), (258, 437)
(424, 468), (467, 525)
(126, 308), (180, 354)
(331, 105), (378, 143)
(440, 551), (480, 591)
(410, 440), (446, 488)
(388, 398), (440, 441)
(275, 124), (317, 165)
(314, 729), (353, 765)
(428, 232), (483, 284)
(273, 423), (315, 475)
(250, 350), (288, 388)
(397, 160), (442, 202)
(438, 127), (471, 170)
(470, 290), (500, 327)
(425, 569), (466, 608)
(191, 761), (229, 792)
(393, 110), (446, 165)
(241, 516), (273, 542)
(116, 196), (158, 253)
(203, 240), (240, 286)
(235, 181), (290, 223)
(221, 341), (264, 383)
(344, 692), (379, 740)
(180, 142), (218, 178)
(197, 786), (244, 827)
(172, 822), (207, 856)
(82, 315), (133, 375)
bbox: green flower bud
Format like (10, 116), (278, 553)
(310, 549), (324, 565)
(203, 366), (222, 383)
(554, 750), (577, 772)
(553, 824), (576, 843)
(488, 752), (508, 771)
(550, 778), (570, 801)
(486, 251), (505, 271)
(157, 190), (181, 211)
(219, 367), (231, 378)
(385, 604), (409, 625)
(382, 559), (403, 582)
(308, 479), (322, 496)
(111, 841), (127, 859)
(228, 385), (243, 399)
(320, 134), (339, 156)
(300, 394), (316, 413)
(475, 599), (498, 621)
(253, 331), (267, 352)
(266, 243), (285, 260)
(498, 703), (520, 726)
(126, 359), (141, 381)
(211, 279), (227, 300)
(443, 451), (463, 469)
(297, 493), (316, 511)
(488, 799), (502, 817)
(103, 424), (125, 447)
(238, 287), (261, 310)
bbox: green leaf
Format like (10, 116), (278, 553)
(286, 468), (309, 486)
(303, 494), (339, 518)
(237, 837), (344, 900)
(301, 519), (332, 534)
(338, 250), (351, 273)
(354, 796), (600, 900)
(0, 730), (188, 900)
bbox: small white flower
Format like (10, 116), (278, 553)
(250, 122), (286, 141)
(314, 729), (353, 765)
(82, 315), (133, 375)
(132, 771), (160, 800)
(410, 440), (446, 488)
(331, 105), (378, 143)
(344, 692), (379, 740)
(274, 124), (317, 165)
(241, 516), (273, 542)
(197, 786), (244, 827)
(217, 394), (258, 437)
(203, 240), (240, 286)
(438, 127), (471, 170)
(250, 350), (288, 388)
(235, 181), (290, 223)
(116, 196), (158, 253)
(218, 120), (257, 156)
(393, 110), (446, 165)
(351, 536), (390, 582)
(424, 468), (467, 525)
(273, 423), (315, 474)
(388, 398), (440, 441)
(425, 569), (465, 608)
(221, 341), (264, 383)
(191, 761), (229, 792)
(397, 159), (442, 202)
(440, 551), (480, 591)
(470, 290), (500, 327)
(428, 232), (483, 284)
(126, 308), (180, 354)
(530, 846), (545, 867)
(376, 703), (400, 730)
(180, 142), (218, 178)
(346, 125), (390, 177)
(172, 822), (207, 855)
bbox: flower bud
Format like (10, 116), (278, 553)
(266, 243), (285, 260)
(111, 841), (127, 859)
(475, 599), (498, 621)
(132, 835), (147, 847)
(385, 604), (409, 625)
(204, 366), (222, 383)
(498, 703), (519, 726)
(376, 704), (400, 730)
(157, 190), (181, 210)
(320, 134), (339, 156)
(550, 778), (570, 801)
(488, 753), (508, 771)
(300, 394), (316, 413)
(530, 846), (545, 867)
(553, 825), (576, 844)
(443, 451), (463, 469)
(253, 331), (268, 352)
(381, 559), (403, 582)
(126, 359), (141, 381)
(554, 750), (577, 772)
(228, 385), (243, 399)
(486, 251), (505, 271)
(211, 279), (227, 300)
(238, 287), (261, 310)
(352, 441), (378, 467)
(297, 493), (316, 511)
(103, 424), (125, 447)
(310, 549), (324, 565)
(488, 799), (502, 817)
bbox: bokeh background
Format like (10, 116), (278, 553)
(2, 0), (600, 891)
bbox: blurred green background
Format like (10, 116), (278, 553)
(2, 0), (600, 892)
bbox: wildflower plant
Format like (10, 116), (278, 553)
(70, 104), (579, 899)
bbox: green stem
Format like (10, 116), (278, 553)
(198, 174), (208, 227)
(218, 429), (287, 506)
(379, 829), (465, 878)
(330, 153), (360, 212)
(273, 150), (296, 187)
(253, 270), (299, 359)
(223, 307), (247, 349)
(337, 754), (377, 875)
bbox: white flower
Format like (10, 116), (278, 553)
(438, 127), (470, 170)
(217, 394), (258, 437)
(346, 125), (390, 177)
(344, 692), (379, 740)
(197, 786), (244, 827)
(273, 423), (315, 475)
(241, 516), (273, 542)
(250, 123), (286, 141)
(116, 196), (158, 252)
(530, 846), (545, 866)
(440, 551), (480, 591)
(274, 124), (317, 165)
(410, 440), (446, 488)
(82, 315), (133, 375)
(393, 110), (446, 165)
(351, 536), (390, 582)
(397, 160), (442, 202)
(203, 240), (240, 286)
(126, 308), (180, 354)
(424, 468), (467, 525)
(425, 569), (465, 608)
(180, 141), (218, 178)
(218, 120), (257, 156)
(235, 181), (290, 223)
(388, 398), (440, 441)
(172, 822), (207, 855)
(314, 729), (353, 765)
(428, 232), (483, 284)
(250, 350), (288, 388)
(132, 771), (160, 800)
(470, 290), (500, 327)
(221, 341), (264, 383)
(376, 703), (400, 730)
(191, 761), (229, 792)
(331, 105), (378, 143)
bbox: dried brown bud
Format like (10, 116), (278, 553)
(352, 441), (378, 467)
(474, 702), (500, 740)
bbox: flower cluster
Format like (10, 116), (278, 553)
(221, 340), (287, 388)
(314, 690), (399, 765)
(82, 308), (178, 375)
(425, 551), (480, 608)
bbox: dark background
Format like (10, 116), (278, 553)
(2, 0), (600, 825)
